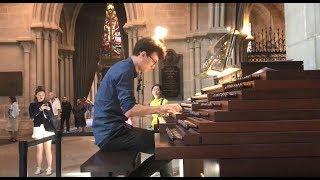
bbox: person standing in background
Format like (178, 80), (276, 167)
(73, 98), (87, 132)
(61, 96), (72, 132)
(7, 96), (20, 142)
(149, 84), (169, 130)
(48, 92), (61, 130)
(29, 86), (55, 176)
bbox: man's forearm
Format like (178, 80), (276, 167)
(124, 104), (161, 118)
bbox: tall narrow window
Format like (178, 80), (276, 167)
(100, 3), (123, 61)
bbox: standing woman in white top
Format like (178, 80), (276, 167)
(7, 96), (20, 142)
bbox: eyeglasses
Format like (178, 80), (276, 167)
(149, 56), (157, 66)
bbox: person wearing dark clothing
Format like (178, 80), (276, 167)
(28, 86), (55, 176)
(29, 99), (56, 133)
(93, 37), (182, 177)
(73, 98), (87, 132)
(61, 96), (72, 132)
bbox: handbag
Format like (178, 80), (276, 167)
(43, 107), (57, 132)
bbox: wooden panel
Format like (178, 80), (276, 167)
(208, 89), (320, 101)
(188, 99), (320, 111)
(240, 61), (303, 76)
(224, 70), (320, 86)
(185, 117), (320, 133)
(219, 99), (320, 111)
(154, 133), (320, 160)
(223, 80), (320, 92)
(241, 89), (320, 100)
(0, 72), (22, 96)
(161, 125), (320, 145)
(260, 70), (320, 80)
(218, 157), (320, 177)
(251, 80), (319, 90)
(196, 109), (320, 122)
(200, 131), (320, 145)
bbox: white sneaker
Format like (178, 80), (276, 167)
(45, 167), (52, 176)
(34, 167), (42, 175)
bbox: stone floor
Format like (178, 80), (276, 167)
(0, 135), (181, 177)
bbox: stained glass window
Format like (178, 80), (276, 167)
(100, 3), (123, 60)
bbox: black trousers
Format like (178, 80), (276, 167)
(100, 127), (173, 177)
(61, 114), (70, 132)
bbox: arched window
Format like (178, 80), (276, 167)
(100, 3), (123, 61)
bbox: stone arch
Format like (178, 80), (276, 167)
(69, 3), (83, 48)
(58, 9), (67, 47)
(31, 3), (63, 30)
(31, 3), (131, 100)
(246, 3), (285, 32)
(32, 3), (137, 49)
(124, 3), (144, 23)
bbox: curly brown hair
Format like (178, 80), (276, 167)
(132, 37), (166, 60)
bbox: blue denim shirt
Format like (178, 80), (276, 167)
(93, 57), (137, 147)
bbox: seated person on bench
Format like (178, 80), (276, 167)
(92, 37), (182, 177)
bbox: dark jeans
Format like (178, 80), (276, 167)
(100, 127), (173, 177)
(61, 115), (70, 132)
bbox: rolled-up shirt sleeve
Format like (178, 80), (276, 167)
(115, 72), (136, 114)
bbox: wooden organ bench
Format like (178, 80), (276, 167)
(80, 150), (141, 177)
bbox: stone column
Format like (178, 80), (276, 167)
(43, 30), (51, 91)
(19, 41), (33, 102)
(64, 52), (70, 99)
(208, 3), (214, 30)
(189, 40), (195, 96)
(128, 29), (133, 56)
(214, 3), (220, 28)
(187, 3), (191, 33)
(50, 30), (59, 95)
(35, 29), (44, 86)
(68, 53), (74, 105)
(59, 53), (65, 98)
(132, 28), (138, 47)
(195, 40), (201, 93)
(192, 3), (198, 31)
(220, 3), (225, 27)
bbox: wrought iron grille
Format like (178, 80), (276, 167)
(247, 27), (286, 62)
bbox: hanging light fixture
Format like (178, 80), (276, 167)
(152, 26), (168, 41)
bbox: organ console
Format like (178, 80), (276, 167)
(154, 60), (320, 176)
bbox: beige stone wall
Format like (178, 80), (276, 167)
(139, 3), (189, 103)
(0, 3), (240, 131)
(285, 3), (320, 70)
(0, 44), (23, 71)
(0, 49), (30, 108)
(0, 3), (33, 39)
(0, 4), (34, 134)
(0, 3), (34, 104)
(142, 3), (188, 39)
